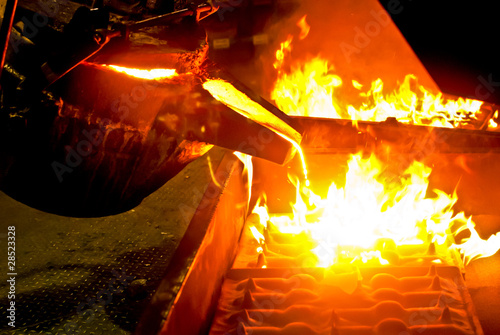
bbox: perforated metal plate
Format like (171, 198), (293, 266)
(0, 148), (226, 334)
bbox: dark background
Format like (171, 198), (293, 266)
(378, 0), (500, 105)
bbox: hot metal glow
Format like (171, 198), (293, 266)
(98, 64), (177, 80)
(202, 79), (300, 142)
(234, 152), (254, 208)
(202, 79), (308, 183)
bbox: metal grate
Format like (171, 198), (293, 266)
(0, 148), (226, 334)
(209, 217), (484, 335)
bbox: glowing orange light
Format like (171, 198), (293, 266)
(272, 57), (343, 119)
(489, 110), (499, 129)
(98, 64), (178, 80)
(273, 35), (293, 70)
(454, 219), (500, 265)
(270, 33), (493, 129)
(234, 152), (254, 207)
(258, 153), (500, 267)
(250, 226), (265, 245)
(202, 79), (309, 184)
(247, 14), (500, 270)
(297, 15), (310, 40)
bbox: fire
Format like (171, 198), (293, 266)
(273, 59), (487, 128)
(297, 15), (310, 40)
(255, 153), (500, 267)
(454, 219), (500, 265)
(93, 64), (178, 80)
(271, 57), (343, 119)
(270, 33), (494, 129)
(249, 226), (265, 245)
(489, 110), (499, 129)
(347, 74), (484, 128)
(250, 17), (500, 268)
(273, 35), (293, 71)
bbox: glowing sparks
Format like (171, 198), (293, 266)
(99, 64), (177, 80)
(207, 155), (222, 189)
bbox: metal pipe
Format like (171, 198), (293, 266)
(0, 0), (18, 88)
(128, 3), (215, 32)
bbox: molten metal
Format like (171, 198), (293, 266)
(95, 64), (178, 80)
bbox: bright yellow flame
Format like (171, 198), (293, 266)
(243, 17), (500, 269)
(272, 57), (343, 119)
(454, 219), (500, 265)
(99, 64), (177, 80)
(271, 35), (488, 128)
(489, 110), (499, 129)
(350, 75), (484, 127)
(249, 226), (265, 245)
(352, 80), (363, 90)
(263, 153), (499, 267)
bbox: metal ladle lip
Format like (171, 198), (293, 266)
(126, 3), (218, 34)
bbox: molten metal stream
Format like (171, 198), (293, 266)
(202, 79), (310, 184)
(97, 64), (178, 80)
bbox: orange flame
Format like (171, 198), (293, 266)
(260, 153), (500, 267)
(273, 35), (293, 70)
(272, 58), (486, 128)
(270, 33), (493, 129)
(267, 153), (454, 266)
(258, 18), (500, 267)
(297, 15), (310, 40)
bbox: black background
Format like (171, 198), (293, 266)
(378, 0), (500, 105)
